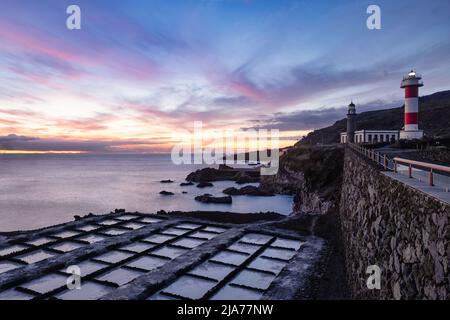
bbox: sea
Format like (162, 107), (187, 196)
(0, 154), (293, 231)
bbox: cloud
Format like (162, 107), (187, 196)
(0, 134), (169, 153)
(52, 113), (117, 131)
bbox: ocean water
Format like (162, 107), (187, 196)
(0, 154), (293, 231)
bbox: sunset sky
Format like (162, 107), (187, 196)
(1, 0), (450, 153)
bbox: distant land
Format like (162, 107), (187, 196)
(300, 90), (450, 145)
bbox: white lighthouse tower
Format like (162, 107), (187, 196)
(399, 70), (424, 140)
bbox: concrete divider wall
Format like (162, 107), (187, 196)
(339, 147), (449, 299)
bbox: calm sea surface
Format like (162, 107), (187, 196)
(0, 154), (293, 231)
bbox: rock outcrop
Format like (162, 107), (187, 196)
(197, 182), (214, 188)
(223, 186), (274, 196)
(186, 166), (260, 183)
(260, 144), (344, 215)
(194, 194), (232, 204)
(234, 172), (259, 184)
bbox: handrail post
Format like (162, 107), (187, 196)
(428, 169), (434, 186)
(383, 155), (387, 170)
(409, 164), (412, 178)
(394, 160), (397, 173)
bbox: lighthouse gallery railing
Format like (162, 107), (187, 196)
(347, 142), (450, 192)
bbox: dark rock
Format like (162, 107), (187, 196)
(223, 186), (274, 196)
(186, 168), (236, 182)
(74, 215), (82, 221)
(186, 167), (259, 182)
(195, 194), (232, 204)
(180, 182), (194, 186)
(218, 164), (234, 170)
(197, 181), (214, 188)
(160, 179), (174, 183)
(159, 190), (174, 196)
(182, 191), (188, 194)
(233, 172), (259, 184)
(114, 209), (125, 213)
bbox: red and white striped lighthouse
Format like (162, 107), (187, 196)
(399, 70), (424, 140)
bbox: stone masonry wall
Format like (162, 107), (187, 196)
(339, 147), (449, 300)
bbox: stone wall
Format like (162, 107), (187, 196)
(340, 147), (449, 299)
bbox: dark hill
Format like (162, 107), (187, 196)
(300, 90), (450, 145)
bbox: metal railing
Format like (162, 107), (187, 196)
(348, 142), (450, 192)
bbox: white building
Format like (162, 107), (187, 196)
(340, 130), (400, 144)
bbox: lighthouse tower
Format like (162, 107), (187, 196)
(346, 101), (356, 143)
(399, 70), (424, 140)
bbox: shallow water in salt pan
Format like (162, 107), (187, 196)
(126, 256), (168, 271)
(55, 282), (112, 300)
(0, 288), (34, 300)
(210, 284), (262, 300)
(210, 251), (249, 266)
(50, 242), (83, 253)
(21, 273), (67, 294)
(119, 242), (155, 253)
(16, 250), (54, 264)
(188, 261), (234, 281)
(94, 251), (132, 264)
(151, 246), (188, 259)
(162, 275), (217, 299)
(97, 267), (144, 286)
(230, 269), (276, 290)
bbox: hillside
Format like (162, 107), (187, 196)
(300, 90), (450, 145)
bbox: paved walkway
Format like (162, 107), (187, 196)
(382, 171), (450, 205)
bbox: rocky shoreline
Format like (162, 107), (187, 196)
(159, 164), (275, 200)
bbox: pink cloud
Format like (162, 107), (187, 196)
(0, 21), (87, 64)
